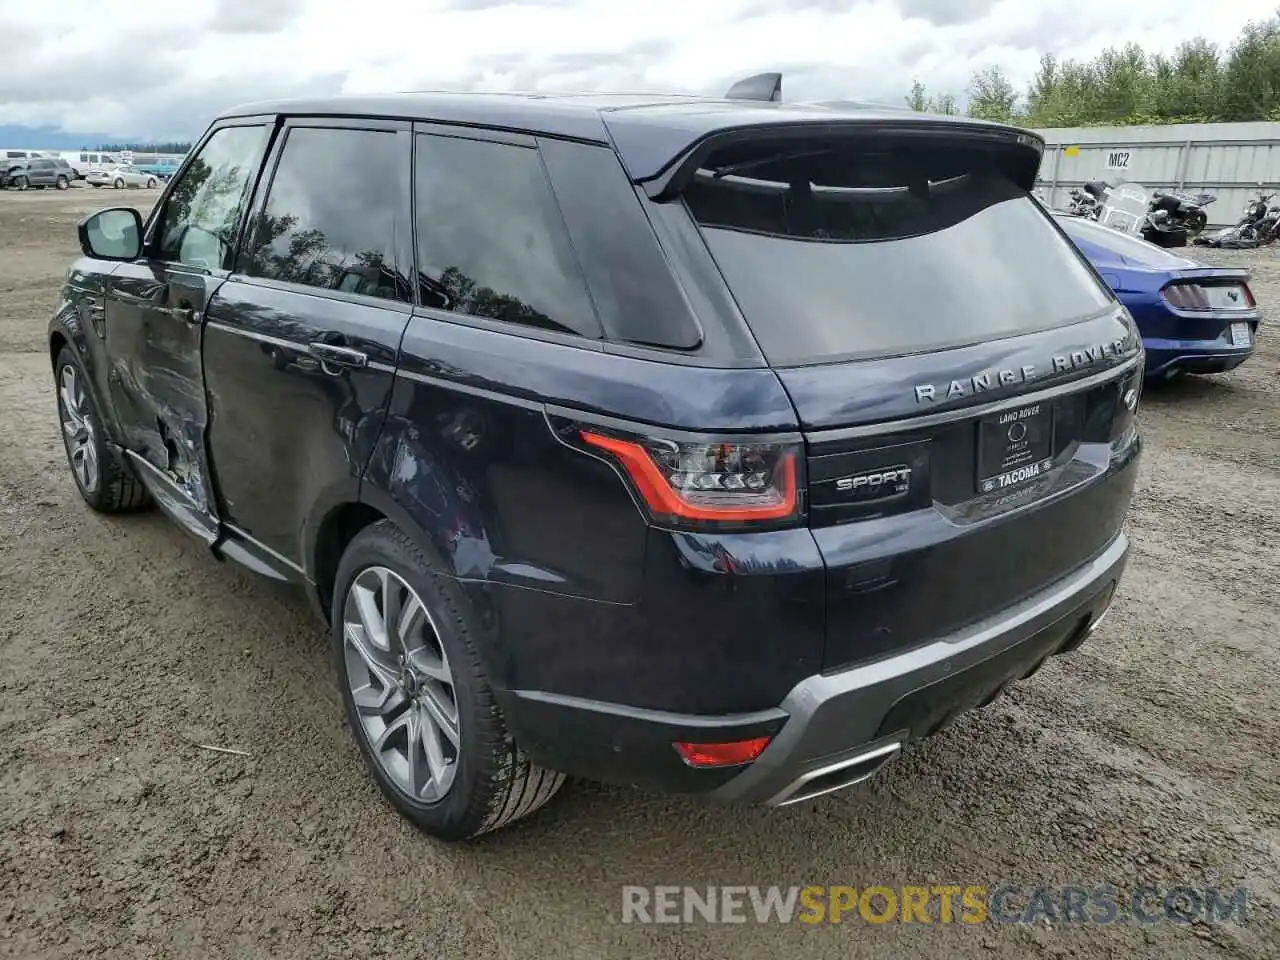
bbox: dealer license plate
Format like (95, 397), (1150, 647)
(1230, 322), (1252, 347)
(977, 403), (1055, 494)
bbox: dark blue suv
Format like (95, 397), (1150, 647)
(49, 79), (1143, 839)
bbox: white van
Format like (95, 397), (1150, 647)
(59, 151), (124, 180)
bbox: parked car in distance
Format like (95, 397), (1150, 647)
(50, 82), (1143, 841)
(1057, 213), (1259, 379)
(85, 165), (158, 190)
(59, 151), (125, 180)
(1, 156), (72, 190)
(133, 156), (184, 180)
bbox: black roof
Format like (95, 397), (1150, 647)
(220, 91), (1034, 184)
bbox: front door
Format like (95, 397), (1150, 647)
(102, 120), (272, 542)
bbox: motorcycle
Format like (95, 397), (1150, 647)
(1195, 187), (1280, 248)
(1151, 189), (1215, 239)
(1098, 181), (1153, 238)
(1067, 179), (1110, 220)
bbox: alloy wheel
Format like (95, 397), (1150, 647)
(343, 566), (460, 802)
(58, 364), (99, 495)
(114, 178), (124, 189)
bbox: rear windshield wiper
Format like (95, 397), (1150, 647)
(709, 148), (835, 179)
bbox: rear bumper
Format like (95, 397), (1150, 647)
(1144, 331), (1257, 377)
(499, 531), (1128, 803)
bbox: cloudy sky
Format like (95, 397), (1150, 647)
(1, 0), (1277, 139)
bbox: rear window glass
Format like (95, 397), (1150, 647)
(684, 139), (1112, 364)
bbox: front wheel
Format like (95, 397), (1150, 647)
(332, 520), (564, 840)
(55, 175), (69, 190)
(54, 346), (151, 513)
(145, 177), (157, 189)
(14, 175), (28, 191)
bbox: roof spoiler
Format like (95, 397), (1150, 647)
(724, 72), (782, 102)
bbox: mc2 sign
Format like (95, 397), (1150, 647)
(1105, 149), (1132, 171)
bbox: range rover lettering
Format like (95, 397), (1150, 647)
(48, 74), (1142, 840)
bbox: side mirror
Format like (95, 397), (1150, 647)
(78, 208), (142, 261)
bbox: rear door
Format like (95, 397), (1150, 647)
(677, 128), (1144, 669)
(202, 118), (412, 570)
(30, 158), (54, 185)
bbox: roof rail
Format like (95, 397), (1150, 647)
(724, 72), (782, 102)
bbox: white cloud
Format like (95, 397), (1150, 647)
(0, 0), (1275, 138)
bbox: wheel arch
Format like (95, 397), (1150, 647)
(311, 500), (387, 622)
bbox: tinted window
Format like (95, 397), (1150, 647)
(156, 125), (267, 270)
(414, 134), (600, 339)
(684, 138), (1112, 364)
(538, 138), (699, 349)
(32, 159), (52, 170)
(239, 126), (410, 302)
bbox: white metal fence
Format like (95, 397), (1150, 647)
(1033, 121), (1280, 227)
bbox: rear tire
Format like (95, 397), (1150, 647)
(146, 177), (157, 189)
(56, 175), (68, 190)
(113, 178), (124, 189)
(332, 520), (564, 840)
(15, 175), (28, 191)
(54, 346), (151, 514)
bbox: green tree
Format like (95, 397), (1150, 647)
(1221, 13), (1280, 121)
(968, 66), (1017, 122)
(905, 79), (930, 112)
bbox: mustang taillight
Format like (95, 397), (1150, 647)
(579, 430), (802, 528)
(1162, 281), (1255, 311)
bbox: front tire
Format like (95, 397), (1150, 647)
(56, 175), (68, 190)
(145, 177), (157, 189)
(332, 520), (564, 840)
(54, 346), (151, 513)
(14, 175), (28, 191)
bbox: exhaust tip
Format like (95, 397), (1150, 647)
(769, 742), (902, 807)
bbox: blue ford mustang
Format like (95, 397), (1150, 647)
(1056, 214), (1260, 380)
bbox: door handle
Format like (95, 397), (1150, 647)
(308, 341), (368, 371)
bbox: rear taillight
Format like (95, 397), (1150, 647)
(1162, 281), (1255, 311)
(579, 430), (803, 529)
(673, 736), (771, 767)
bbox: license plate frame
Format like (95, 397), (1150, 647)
(977, 403), (1055, 495)
(1230, 322), (1252, 348)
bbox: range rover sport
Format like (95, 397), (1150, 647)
(49, 77), (1142, 840)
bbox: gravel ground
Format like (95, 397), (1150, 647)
(1, 188), (1277, 959)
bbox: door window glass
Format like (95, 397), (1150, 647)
(413, 134), (600, 338)
(238, 126), (410, 303)
(155, 124), (268, 271)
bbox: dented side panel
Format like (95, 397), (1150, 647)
(103, 261), (223, 525)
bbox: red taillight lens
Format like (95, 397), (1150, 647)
(580, 430), (801, 526)
(1162, 283), (1211, 310)
(673, 736), (772, 768)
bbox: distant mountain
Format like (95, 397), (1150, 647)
(0, 123), (190, 153)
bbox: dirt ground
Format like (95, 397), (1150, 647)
(1, 187), (1277, 960)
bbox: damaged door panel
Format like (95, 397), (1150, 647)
(105, 264), (225, 542)
(98, 119), (273, 545)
